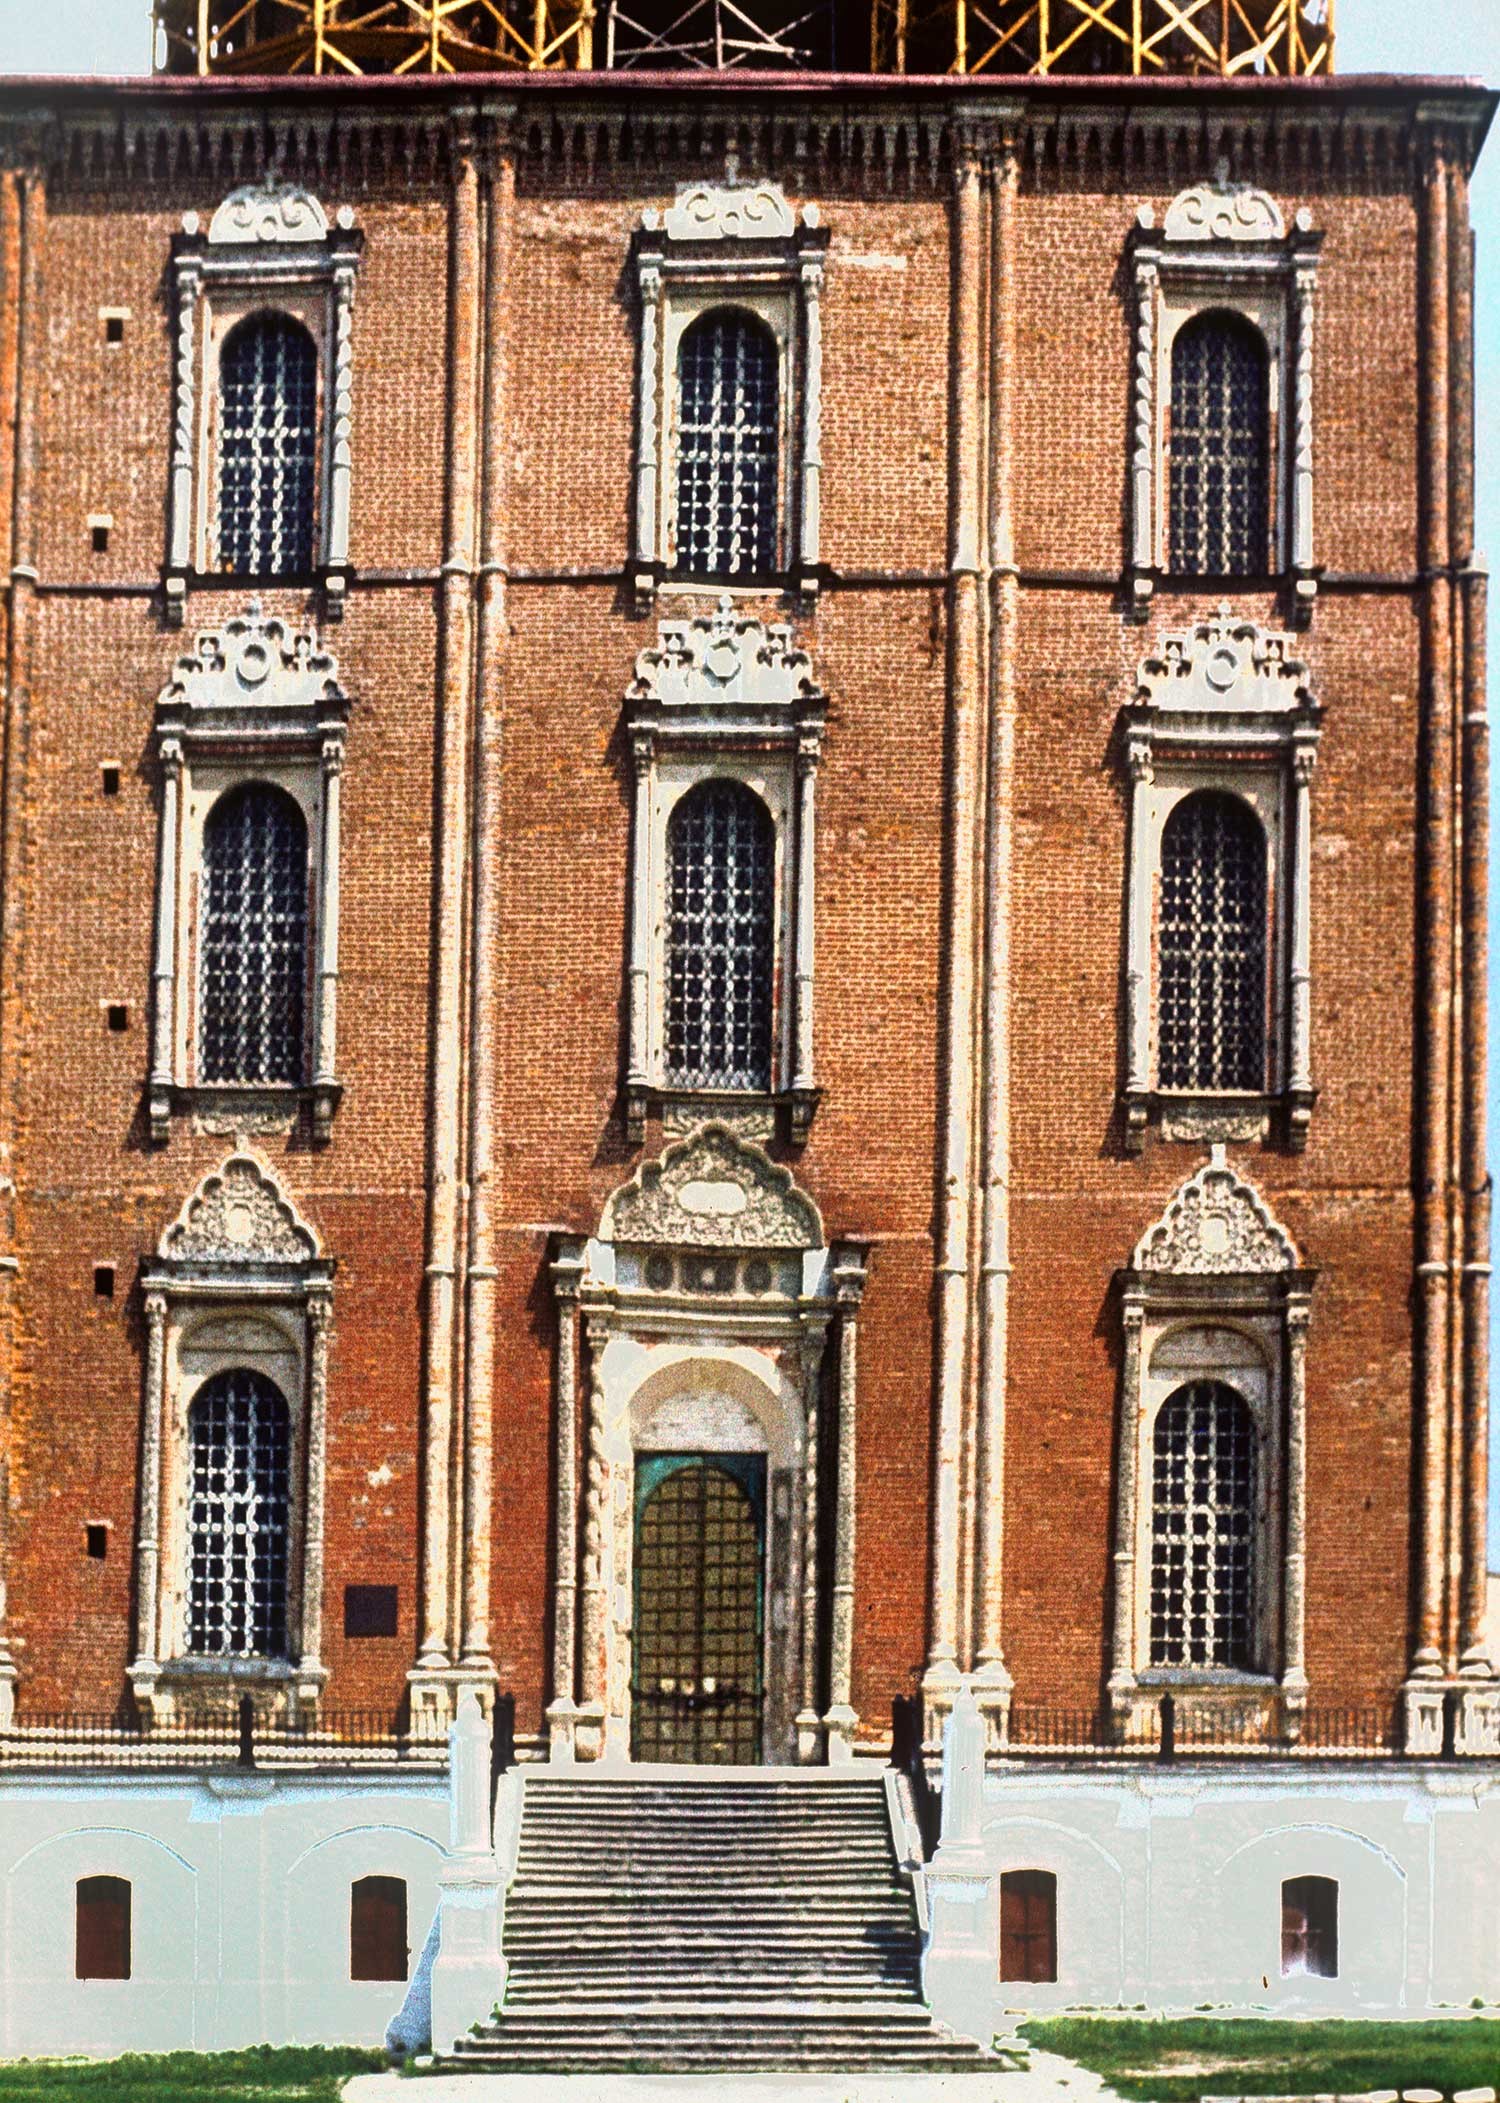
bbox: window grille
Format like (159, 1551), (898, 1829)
(665, 781), (775, 1091)
(217, 314), (318, 577)
(1158, 791), (1267, 1092)
(1169, 312), (1270, 576)
(1149, 1379), (1256, 1671)
(199, 783), (309, 1086)
(674, 311), (779, 578)
(188, 1367), (292, 1659)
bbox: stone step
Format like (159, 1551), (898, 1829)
(504, 1981), (921, 2003)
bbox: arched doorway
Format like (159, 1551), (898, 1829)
(632, 1454), (766, 1764)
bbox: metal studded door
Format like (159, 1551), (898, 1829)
(632, 1453), (766, 1764)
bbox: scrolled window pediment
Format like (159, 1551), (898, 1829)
(157, 602), (349, 746)
(603, 1122), (824, 1253)
(205, 180), (339, 247)
(650, 181), (801, 247)
(158, 1148), (325, 1274)
(1132, 1146), (1298, 1278)
(1133, 606), (1318, 726)
(1158, 176), (1289, 247)
(628, 597), (824, 739)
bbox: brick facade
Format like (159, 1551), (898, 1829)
(0, 70), (1491, 1756)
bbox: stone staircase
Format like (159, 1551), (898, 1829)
(437, 1770), (996, 2073)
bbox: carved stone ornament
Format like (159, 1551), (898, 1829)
(630, 596), (820, 714)
(1162, 172), (1286, 245)
(649, 182), (799, 244)
(1134, 1145), (1298, 1276)
(1136, 605), (1313, 717)
(160, 1149), (322, 1267)
(206, 180), (331, 246)
(159, 602), (346, 719)
(603, 1122), (823, 1251)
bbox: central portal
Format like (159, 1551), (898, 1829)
(632, 1453), (766, 1765)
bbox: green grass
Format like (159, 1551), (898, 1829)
(1027, 2016), (1500, 2100)
(0, 2047), (388, 2101)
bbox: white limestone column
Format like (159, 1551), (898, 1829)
(634, 263), (662, 581)
(167, 252), (202, 608)
(791, 742), (818, 1100)
(1107, 1293), (1145, 1728)
(1290, 260), (1316, 609)
(299, 1293), (332, 1695)
(311, 737), (342, 1139)
(547, 1245), (584, 1759)
(625, 731), (653, 1128)
(798, 248), (824, 578)
(325, 255), (357, 599)
(1123, 735), (1153, 1150)
(1287, 735), (1316, 1147)
(1129, 253), (1158, 615)
(796, 1321), (825, 1762)
(824, 1249), (866, 1761)
(134, 1292), (169, 1677)
(1281, 1291), (1312, 1733)
(149, 739), (183, 1144)
(578, 1317), (610, 1752)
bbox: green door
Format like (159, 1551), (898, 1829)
(631, 1452), (766, 1764)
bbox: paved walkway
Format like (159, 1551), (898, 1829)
(342, 2048), (1124, 2100)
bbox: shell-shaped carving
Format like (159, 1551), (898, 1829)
(1163, 178), (1286, 244)
(604, 1123), (823, 1251)
(630, 596), (819, 713)
(1133, 1148), (1298, 1276)
(161, 1150), (322, 1265)
(158, 603), (345, 715)
(652, 182), (796, 244)
(208, 180), (330, 246)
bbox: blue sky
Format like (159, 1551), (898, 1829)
(1, 1), (1499, 1556)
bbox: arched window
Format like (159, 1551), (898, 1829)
(1158, 791), (1267, 1093)
(1000, 1870), (1057, 1984)
(188, 1368), (292, 1659)
(674, 311), (779, 579)
(217, 313), (318, 577)
(350, 1875), (409, 1982)
(76, 1876), (131, 1981)
(199, 783), (309, 1086)
(665, 781), (776, 1091)
(1150, 1379), (1256, 1670)
(1169, 311), (1270, 576)
(1282, 1874), (1338, 1978)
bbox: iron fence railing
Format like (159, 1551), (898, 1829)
(1001, 1696), (1402, 1760)
(0, 1700), (450, 1773)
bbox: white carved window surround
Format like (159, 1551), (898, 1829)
(1120, 607), (1322, 1155)
(1127, 172), (1321, 625)
(129, 1150), (334, 1722)
(167, 180), (361, 626)
(633, 182), (828, 604)
(545, 1122), (869, 1767)
(150, 605), (350, 1148)
(1109, 1148), (1314, 1744)
(624, 600), (827, 1147)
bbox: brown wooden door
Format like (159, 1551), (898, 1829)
(632, 1455), (765, 1764)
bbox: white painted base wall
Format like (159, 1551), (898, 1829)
(0, 1773), (448, 2057)
(924, 1759), (1500, 2043)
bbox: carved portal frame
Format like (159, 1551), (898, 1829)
(547, 1124), (867, 1766)
(1119, 607), (1323, 1155)
(130, 1149), (334, 1723)
(1126, 174), (1322, 624)
(624, 601), (827, 1147)
(149, 604), (350, 1148)
(167, 180), (362, 624)
(1109, 1148), (1314, 1745)
(632, 182), (829, 604)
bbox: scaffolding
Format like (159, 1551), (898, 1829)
(153, 0), (1333, 73)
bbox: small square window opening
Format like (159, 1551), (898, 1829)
(91, 524), (110, 555)
(344, 1584), (399, 1639)
(106, 1004), (128, 1034)
(105, 315), (124, 345)
(101, 766), (121, 797)
(93, 1264), (115, 1299)
(85, 1524), (108, 1561)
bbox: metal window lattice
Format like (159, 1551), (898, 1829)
(666, 781), (775, 1090)
(633, 1463), (762, 1765)
(199, 784), (309, 1086)
(188, 1368), (292, 1659)
(1169, 313), (1270, 577)
(1149, 1380), (1256, 1671)
(674, 312), (779, 578)
(217, 315), (318, 578)
(1158, 792), (1267, 1092)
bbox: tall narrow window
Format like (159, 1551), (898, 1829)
(1169, 311), (1270, 576)
(1281, 1875), (1338, 1979)
(76, 1876), (131, 1981)
(1150, 1380), (1256, 1670)
(999, 1870), (1057, 1984)
(666, 781), (776, 1092)
(1158, 791), (1267, 1093)
(199, 783), (309, 1086)
(217, 313), (318, 578)
(350, 1876), (409, 1982)
(188, 1367), (292, 1659)
(674, 311), (779, 579)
